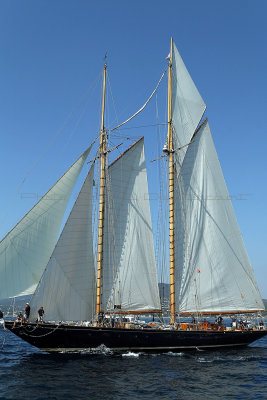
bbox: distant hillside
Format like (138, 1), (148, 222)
(158, 283), (170, 315)
(0, 295), (31, 316)
(158, 283), (170, 299)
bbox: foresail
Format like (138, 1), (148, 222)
(102, 138), (161, 312)
(0, 147), (91, 299)
(30, 163), (96, 322)
(172, 42), (206, 165)
(174, 120), (264, 313)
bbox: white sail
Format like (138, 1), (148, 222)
(30, 163), (96, 322)
(102, 138), (161, 312)
(172, 42), (206, 164)
(174, 120), (264, 313)
(0, 147), (91, 299)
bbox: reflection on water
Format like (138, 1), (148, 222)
(0, 330), (267, 399)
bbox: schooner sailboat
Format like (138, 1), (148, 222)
(3, 39), (267, 352)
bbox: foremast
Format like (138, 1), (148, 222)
(96, 62), (107, 318)
(167, 38), (175, 324)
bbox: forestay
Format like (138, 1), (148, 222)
(102, 138), (161, 312)
(172, 42), (206, 164)
(30, 163), (96, 322)
(174, 120), (264, 313)
(0, 147), (91, 299)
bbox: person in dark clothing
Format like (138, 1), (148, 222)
(98, 311), (104, 324)
(24, 303), (30, 322)
(13, 311), (23, 328)
(0, 309), (5, 329)
(37, 306), (45, 323)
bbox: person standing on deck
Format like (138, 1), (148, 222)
(37, 306), (45, 323)
(217, 316), (223, 328)
(24, 303), (30, 322)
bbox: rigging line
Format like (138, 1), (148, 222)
(43, 93), (99, 187)
(107, 72), (122, 137)
(110, 123), (167, 132)
(109, 70), (167, 133)
(24, 71), (102, 184)
(106, 139), (124, 160)
(0, 72), (102, 229)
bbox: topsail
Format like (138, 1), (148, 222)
(172, 42), (206, 165)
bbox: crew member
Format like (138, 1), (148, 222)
(24, 303), (31, 322)
(13, 311), (23, 328)
(38, 306), (45, 323)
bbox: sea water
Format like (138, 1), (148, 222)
(0, 329), (266, 399)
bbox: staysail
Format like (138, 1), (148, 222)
(30, 163), (96, 322)
(172, 42), (206, 164)
(174, 120), (264, 313)
(102, 138), (161, 312)
(0, 147), (91, 299)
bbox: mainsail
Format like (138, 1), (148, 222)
(102, 138), (161, 312)
(30, 163), (96, 322)
(0, 147), (91, 299)
(174, 120), (264, 313)
(172, 42), (206, 164)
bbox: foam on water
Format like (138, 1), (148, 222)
(58, 344), (114, 355)
(167, 351), (184, 357)
(122, 352), (140, 358)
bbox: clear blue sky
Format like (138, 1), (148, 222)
(0, 0), (267, 297)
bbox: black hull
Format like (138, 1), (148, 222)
(5, 321), (267, 352)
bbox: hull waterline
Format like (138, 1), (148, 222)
(5, 322), (267, 353)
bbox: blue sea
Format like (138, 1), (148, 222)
(0, 329), (267, 399)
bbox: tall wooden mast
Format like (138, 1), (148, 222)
(168, 38), (175, 324)
(96, 62), (107, 317)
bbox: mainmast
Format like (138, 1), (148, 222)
(96, 62), (107, 317)
(167, 38), (175, 324)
